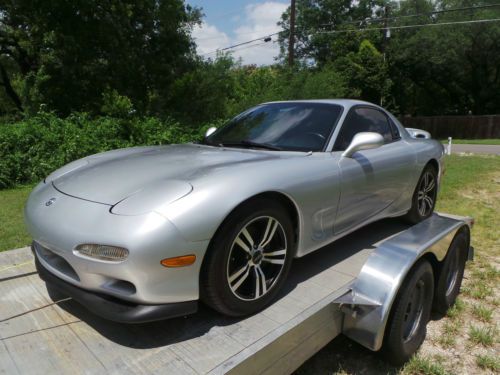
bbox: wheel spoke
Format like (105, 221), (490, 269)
(262, 249), (286, 257)
(424, 196), (433, 211)
(425, 178), (435, 192)
(229, 264), (250, 292)
(255, 266), (267, 297)
(260, 218), (279, 248)
(241, 228), (255, 248)
(418, 201), (426, 216)
(254, 267), (261, 298)
(262, 257), (285, 265)
(235, 236), (251, 254)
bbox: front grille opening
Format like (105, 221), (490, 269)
(102, 279), (137, 296)
(35, 242), (80, 281)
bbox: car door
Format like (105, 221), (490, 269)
(333, 106), (414, 235)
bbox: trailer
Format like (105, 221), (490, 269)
(0, 213), (473, 374)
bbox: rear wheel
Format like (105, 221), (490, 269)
(383, 260), (434, 365)
(200, 198), (294, 316)
(433, 232), (468, 314)
(404, 164), (438, 224)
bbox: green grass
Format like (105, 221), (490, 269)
(438, 321), (460, 348)
(402, 355), (450, 375)
(471, 305), (493, 323)
(468, 325), (496, 347)
(436, 155), (500, 257)
(446, 298), (465, 320)
(476, 354), (500, 372)
(466, 284), (494, 300)
(440, 139), (500, 145)
(0, 185), (33, 251)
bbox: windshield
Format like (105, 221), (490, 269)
(206, 102), (343, 152)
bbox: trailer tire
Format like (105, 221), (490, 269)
(383, 260), (434, 365)
(433, 232), (468, 315)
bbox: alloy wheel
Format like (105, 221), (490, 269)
(226, 216), (287, 301)
(417, 171), (436, 217)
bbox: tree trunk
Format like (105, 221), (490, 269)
(0, 61), (23, 112)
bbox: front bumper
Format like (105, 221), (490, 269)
(35, 249), (198, 323)
(25, 181), (210, 305)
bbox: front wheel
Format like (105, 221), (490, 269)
(200, 198), (294, 316)
(404, 164), (438, 224)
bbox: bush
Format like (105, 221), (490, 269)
(0, 113), (208, 189)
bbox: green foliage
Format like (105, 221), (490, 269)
(476, 354), (500, 372)
(0, 0), (201, 116)
(468, 325), (497, 347)
(0, 113), (206, 189)
(101, 90), (134, 118)
(278, 0), (500, 115)
(334, 40), (391, 106)
(165, 56), (236, 124)
(402, 355), (450, 375)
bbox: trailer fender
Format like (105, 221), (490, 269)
(334, 213), (472, 351)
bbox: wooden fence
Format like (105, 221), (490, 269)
(399, 115), (500, 139)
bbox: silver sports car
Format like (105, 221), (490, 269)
(25, 99), (444, 323)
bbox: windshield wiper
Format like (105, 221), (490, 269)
(220, 140), (282, 151)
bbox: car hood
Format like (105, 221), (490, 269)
(52, 144), (284, 205)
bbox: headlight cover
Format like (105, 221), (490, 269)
(74, 244), (129, 262)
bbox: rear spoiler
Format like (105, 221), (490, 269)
(405, 128), (431, 139)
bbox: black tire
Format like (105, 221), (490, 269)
(382, 260), (434, 366)
(433, 232), (468, 315)
(200, 198), (294, 316)
(404, 164), (438, 224)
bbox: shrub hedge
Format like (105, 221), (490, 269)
(0, 113), (214, 189)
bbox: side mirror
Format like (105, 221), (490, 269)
(342, 132), (384, 158)
(205, 127), (217, 138)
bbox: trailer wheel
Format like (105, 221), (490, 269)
(433, 232), (468, 315)
(383, 260), (434, 365)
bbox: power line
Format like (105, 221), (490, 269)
(202, 33), (280, 56)
(203, 40), (276, 58)
(199, 4), (500, 57)
(320, 3), (500, 28)
(231, 40), (276, 54)
(315, 17), (500, 35)
(194, 26), (282, 41)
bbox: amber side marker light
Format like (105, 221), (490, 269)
(161, 254), (196, 268)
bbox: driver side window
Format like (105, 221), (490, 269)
(334, 107), (393, 151)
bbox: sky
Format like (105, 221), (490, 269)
(187, 1), (289, 65)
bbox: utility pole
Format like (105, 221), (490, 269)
(382, 5), (390, 54)
(381, 4), (390, 106)
(288, 0), (296, 67)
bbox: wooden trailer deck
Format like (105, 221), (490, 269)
(0, 219), (410, 375)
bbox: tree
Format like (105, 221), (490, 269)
(0, 0), (201, 116)
(277, 0), (500, 115)
(334, 40), (391, 105)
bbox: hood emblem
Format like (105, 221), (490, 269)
(45, 198), (57, 206)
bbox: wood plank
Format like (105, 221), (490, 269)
(3, 325), (106, 374)
(0, 341), (20, 375)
